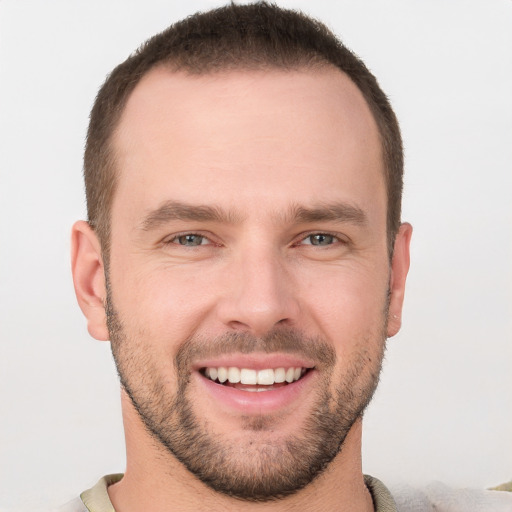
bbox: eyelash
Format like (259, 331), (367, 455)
(164, 231), (346, 248)
(295, 231), (346, 247)
(166, 232), (213, 247)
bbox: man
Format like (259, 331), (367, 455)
(64, 3), (510, 512)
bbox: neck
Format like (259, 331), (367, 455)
(109, 391), (374, 512)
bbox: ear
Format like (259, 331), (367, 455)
(71, 220), (109, 341)
(387, 222), (412, 337)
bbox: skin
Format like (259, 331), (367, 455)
(72, 66), (412, 511)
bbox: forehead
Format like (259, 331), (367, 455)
(111, 66), (385, 223)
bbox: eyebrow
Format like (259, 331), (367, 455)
(139, 200), (367, 231)
(289, 203), (367, 226)
(140, 201), (241, 231)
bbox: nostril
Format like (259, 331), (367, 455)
(227, 320), (251, 331)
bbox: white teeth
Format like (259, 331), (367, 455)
(217, 366), (228, 383)
(257, 369), (274, 385)
(204, 366), (307, 385)
(274, 367), (286, 383)
(285, 367), (295, 383)
(240, 369), (257, 385)
(227, 367), (241, 383)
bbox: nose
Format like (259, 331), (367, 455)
(215, 244), (300, 337)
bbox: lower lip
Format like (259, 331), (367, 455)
(194, 370), (315, 414)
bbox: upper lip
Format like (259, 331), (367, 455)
(192, 352), (316, 371)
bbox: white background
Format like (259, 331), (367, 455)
(0, 1), (511, 510)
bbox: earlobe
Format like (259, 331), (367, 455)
(387, 222), (412, 338)
(71, 220), (109, 341)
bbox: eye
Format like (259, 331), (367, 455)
(171, 234), (209, 246)
(301, 233), (338, 246)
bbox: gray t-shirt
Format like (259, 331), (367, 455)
(58, 473), (512, 512)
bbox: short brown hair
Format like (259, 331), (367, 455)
(84, 2), (403, 258)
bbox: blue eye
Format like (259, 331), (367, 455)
(305, 234), (336, 246)
(174, 234), (207, 246)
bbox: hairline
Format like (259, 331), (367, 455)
(96, 61), (397, 263)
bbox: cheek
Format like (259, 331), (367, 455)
(110, 258), (221, 344)
(110, 247), (390, 355)
(297, 262), (389, 349)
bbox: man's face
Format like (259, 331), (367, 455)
(104, 67), (402, 500)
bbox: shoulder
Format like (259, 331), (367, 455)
(55, 474), (123, 512)
(389, 481), (512, 512)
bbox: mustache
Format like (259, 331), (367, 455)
(175, 329), (336, 371)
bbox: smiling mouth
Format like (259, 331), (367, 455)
(200, 366), (311, 392)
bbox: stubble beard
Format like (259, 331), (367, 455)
(106, 288), (387, 502)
